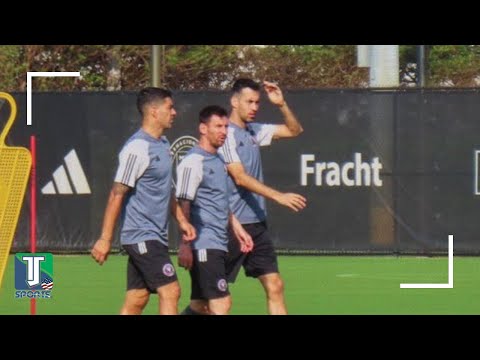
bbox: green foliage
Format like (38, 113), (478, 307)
(164, 45), (243, 90)
(400, 45), (480, 87)
(239, 45), (368, 88)
(1, 45), (480, 91)
(0, 46), (27, 90)
(0, 45), (149, 91)
(399, 45), (418, 85)
(428, 45), (480, 86)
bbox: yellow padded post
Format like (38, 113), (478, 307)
(0, 92), (32, 288)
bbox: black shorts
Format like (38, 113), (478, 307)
(225, 221), (279, 283)
(190, 249), (230, 300)
(123, 240), (178, 293)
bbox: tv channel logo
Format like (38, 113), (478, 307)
(14, 253), (53, 299)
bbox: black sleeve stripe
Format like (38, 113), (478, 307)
(179, 167), (192, 199)
(122, 154), (137, 184)
(177, 196), (194, 201)
(178, 167), (186, 198)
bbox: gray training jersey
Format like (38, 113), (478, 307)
(114, 129), (172, 246)
(218, 121), (277, 224)
(176, 146), (229, 251)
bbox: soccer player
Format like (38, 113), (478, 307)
(90, 87), (196, 315)
(218, 78), (307, 314)
(176, 105), (253, 315)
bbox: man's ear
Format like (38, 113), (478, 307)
(149, 104), (158, 117)
(199, 122), (207, 135)
(231, 95), (238, 109)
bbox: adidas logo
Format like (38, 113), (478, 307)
(41, 149), (91, 195)
(209, 169), (214, 175)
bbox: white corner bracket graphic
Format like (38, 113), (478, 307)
(27, 71), (81, 126)
(400, 235), (454, 289)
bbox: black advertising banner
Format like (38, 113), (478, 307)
(5, 89), (480, 254)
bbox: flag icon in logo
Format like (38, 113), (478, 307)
(41, 276), (53, 290)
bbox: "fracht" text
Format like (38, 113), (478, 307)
(300, 153), (383, 187)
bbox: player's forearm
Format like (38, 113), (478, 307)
(99, 190), (124, 242)
(279, 102), (303, 135)
(229, 213), (243, 234)
(177, 199), (193, 244)
(234, 172), (283, 203)
(171, 193), (189, 225)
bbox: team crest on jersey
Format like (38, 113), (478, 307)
(162, 263), (175, 277)
(217, 279), (228, 292)
(170, 136), (198, 189)
(246, 126), (258, 145)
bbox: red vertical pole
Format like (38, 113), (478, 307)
(30, 135), (36, 315)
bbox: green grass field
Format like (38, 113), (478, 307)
(1, 254), (479, 315)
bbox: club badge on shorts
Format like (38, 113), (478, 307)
(162, 263), (175, 277)
(217, 279), (227, 292)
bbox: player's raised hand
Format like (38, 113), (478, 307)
(275, 192), (307, 212)
(263, 81), (285, 107)
(91, 238), (111, 265)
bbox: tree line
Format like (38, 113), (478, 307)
(1, 45), (479, 91)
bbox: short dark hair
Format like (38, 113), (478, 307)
(232, 78), (260, 94)
(136, 87), (172, 116)
(199, 105), (228, 124)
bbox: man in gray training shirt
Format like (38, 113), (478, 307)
(176, 105), (253, 315)
(218, 79), (307, 315)
(91, 87), (196, 315)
